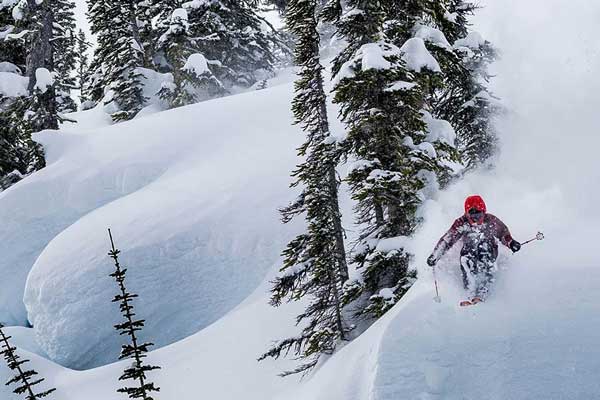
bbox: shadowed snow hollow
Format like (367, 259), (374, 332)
(18, 84), (302, 369)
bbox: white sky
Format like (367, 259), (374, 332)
(74, 0), (93, 43)
(471, 0), (600, 213)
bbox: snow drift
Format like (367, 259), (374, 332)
(0, 82), (303, 369)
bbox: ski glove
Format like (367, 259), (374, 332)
(510, 240), (522, 253)
(427, 254), (437, 267)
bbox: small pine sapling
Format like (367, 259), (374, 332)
(108, 229), (161, 400)
(0, 324), (56, 400)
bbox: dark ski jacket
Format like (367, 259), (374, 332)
(432, 214), (514, 260)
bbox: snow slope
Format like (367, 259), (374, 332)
(1, 0), (600, 398)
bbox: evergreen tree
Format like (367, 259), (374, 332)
(104, 0), (147, 122)
(75, 29), (92, 106)
(437, 0), (498, 169)
(0, 324), (56, 400)
(383, 0), (497, 170)
(52, 0), (78, 114)
(329, 1), (455, 318)
(155, 4), (226, 108)
(183, 1), (275, 89)
(0, 4), (29, 185)
(22, 0), (59, 133)
(0, 106), (28, 187)
(87, 0), (147, 121)
(108, 230), (161, 400)
(136, 0), (174, 70)
(258, 0), (348, 376)
(0, 0), (77, 182)
(86, 0), (111, 105)
(263, 0), (288, 14)
(0, 5), (26, 72)
(150, 1), (277, 108)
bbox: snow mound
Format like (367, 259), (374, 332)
(0, 61), (20, 73)
(0, 71), (28, 97)
(2, 326), (47, 358)
(0, 82), (302, 369)
(34, 68), (54, 93)
(423, 111), (457, 145)
(414, 24), (452, 50)
(401, 38), (442, 73)
(183, 53), (210, 76)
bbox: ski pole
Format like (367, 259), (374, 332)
(521, 231), (545, 246)
(432, 266), (442, 303)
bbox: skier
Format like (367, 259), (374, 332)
(427, 195), (522, 306)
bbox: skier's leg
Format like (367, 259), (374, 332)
(460, 254), (477, 298)
(475, 248), (497, 300)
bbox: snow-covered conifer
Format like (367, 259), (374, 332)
(86, 0), (111, 104)
(155, 5), (226, 108)
(264, 0), (288, 14)
(52, 0), (78, 114)
(0, 324), (56, 399)
(183, 1), (275, 90)
(383, 0), (497, 171)
(330, 1), (456, 318)
(0, 5), (26, 72)
(258, 0), (349, 376)
(107, 230), (161, 400)
(438, 0), (498, 169)
(0, 0), (77, 179)
(0, 4), (29, 184)
(75, 29), (91, 106)
(87, 0), (147, 121)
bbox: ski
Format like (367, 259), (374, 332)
(460, 297), (484, 307)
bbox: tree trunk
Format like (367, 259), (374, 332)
(375, 201), (385, 227)
(127, 0), (147, 67)
(26, 0), (53, 91)
(316, 60), (349, 282)
(327, 163), (349, 281)
(26, 0), (58, 130)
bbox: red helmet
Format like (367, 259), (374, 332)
(464, 195), (486, 225)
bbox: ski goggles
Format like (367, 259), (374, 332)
(467, 208), (485, 223)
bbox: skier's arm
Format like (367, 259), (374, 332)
(431, 218), (464, 261)
(491, 215), (514, 247)
(490, 215), (521, 252)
